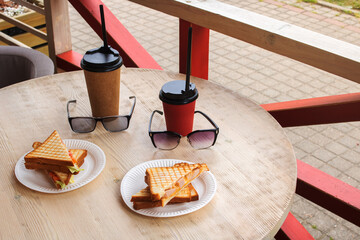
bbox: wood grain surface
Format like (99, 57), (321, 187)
(0, 69), (296, 240)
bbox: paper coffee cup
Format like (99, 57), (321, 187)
(81, 46), (123, 117)
(159, 80), (198, 136)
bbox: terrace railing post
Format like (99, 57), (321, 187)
(179, 19), (209, 80)
(44, 0), (72, 71)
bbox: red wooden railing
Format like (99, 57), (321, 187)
(261, 92), (360, 127)
(45, 1), (360, 239)
(179, 20), (209, 80)
(275, 212), (314, 240)
(49, 0), (161, 71)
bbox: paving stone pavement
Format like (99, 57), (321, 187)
(68, 0), (360, 239)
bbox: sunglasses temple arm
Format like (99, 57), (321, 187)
(148, 111), (156, 134)
(195, 111), (219, 131)
(148, 110), (163, 134)
(128, 96), (136, 118)
(67, 100), (76, 118)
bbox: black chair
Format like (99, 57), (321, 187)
(0, 46), (54, 88)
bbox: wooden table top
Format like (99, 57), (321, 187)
(0, 69), (296, 240)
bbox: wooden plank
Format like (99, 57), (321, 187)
(11, 0), (45, 15)
(34, 44), (49, 56)
(0, 32), (30, 48)
(0, 11), (44, 30)
(68, 0), (162, 70)
(179, 19), (209, 80)
(44, 0), (72, 69)
(261, 92), (360, 127)
(275, 212), (314, 240)
(0, 27), (47, 48)
(56, 50), (82, 71)
(0, 12), (47, 40)
(296, 159), (360, 227)
(129, 0), (360, 83)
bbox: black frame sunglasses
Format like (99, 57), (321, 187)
(67, 96), (136, 133)
(149, 110), (219, 150)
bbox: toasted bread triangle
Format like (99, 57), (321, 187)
(25, 130), (73, 166)
(145, 163), (208, 206)
(131, 184), (199, 210)
(69, 149), (87, 167)
(159, 164), (208, 206)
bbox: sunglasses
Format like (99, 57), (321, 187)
(67, 96), (136, 133)
(149, 110), (219, 150)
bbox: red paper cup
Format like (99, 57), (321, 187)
(162, 101), (196, 136)
(159, 80), (198, 136)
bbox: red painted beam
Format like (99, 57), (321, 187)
(296, 159), (360, 227)
(56, 50), (82, 71)
(179, 19), (209, 80)
(275, 212), (314, 240)
(261, 93), (360, 127)
(68, 0), (161, 70)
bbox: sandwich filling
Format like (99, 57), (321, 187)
(48, 171), (75, 189)
(161, 167), (203, 206)
(163, 167), (201, 199)
(67, 164), (83, 174)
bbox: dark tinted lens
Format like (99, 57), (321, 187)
(188, 131), (216, 149)
(102, 117), (129, 132)
(70, 118), (96, 133)
(152, 132), (180, 150)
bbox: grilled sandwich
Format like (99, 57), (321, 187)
(45, 149), (87, 189)
(145, 162), (208, 206)
(25, 131), (87, 189)
(24, 130), (83, 174)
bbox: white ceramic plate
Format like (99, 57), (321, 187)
(121, 159), (217, 217)
(15, 139), (106, 193)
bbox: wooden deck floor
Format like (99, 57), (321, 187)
(0, 10), (47, 55)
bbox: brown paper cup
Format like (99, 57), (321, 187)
(84, 68), (121, 117)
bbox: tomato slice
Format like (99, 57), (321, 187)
(48, 171), (60, 182)
(68, 151), (77, 164)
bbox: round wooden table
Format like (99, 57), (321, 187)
(0, 69), (296, 240)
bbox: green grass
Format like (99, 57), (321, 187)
(322, 0), (360, 9)
(299, 0), (360, 9)
(298, 0), (360, 17)
(311, 224), (318, 229)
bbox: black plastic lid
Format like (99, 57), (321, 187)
(159, 80), (198, 105)
(81, 46), (123, 72)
